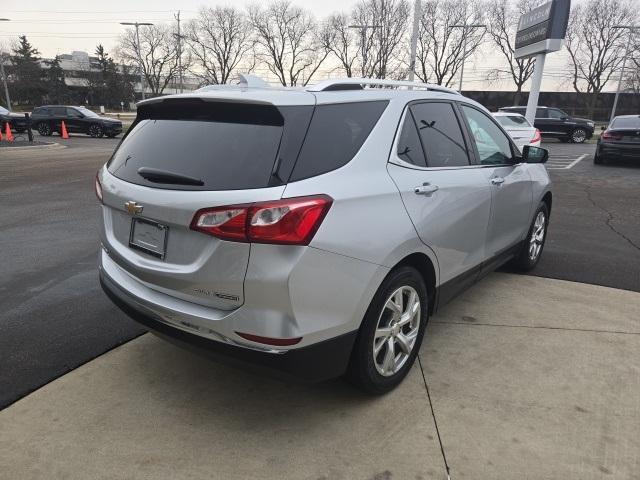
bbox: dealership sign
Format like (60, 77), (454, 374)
(515, 0), (571, 59)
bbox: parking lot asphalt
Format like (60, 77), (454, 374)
(2, 273), (639, 479)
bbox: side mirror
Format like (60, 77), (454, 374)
(601, 126), (606, 131)
(522, 145), (548, 164)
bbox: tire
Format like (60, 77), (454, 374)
(510, 202), (549, 272)
(88, 124), (104, 138)
(347, 266), (428, 395)
(37, 122), (52, 136)
(570, 128), (587, 143)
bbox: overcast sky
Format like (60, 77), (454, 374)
(2, 0), (577, 91)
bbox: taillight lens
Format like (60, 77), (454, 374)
(95, 172), (103, 203)
(235, 332), (302, 346)
(190, 195), (333, 245)
(530, 128), (541, 143)
(602, 131), (623, 141)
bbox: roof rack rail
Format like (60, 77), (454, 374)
(307, 78), (460, 95)
(197, 74), (272, 93)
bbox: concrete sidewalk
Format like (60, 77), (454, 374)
(1, 273), (639, 480)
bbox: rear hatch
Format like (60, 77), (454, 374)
(100, 95), (314, 310)
(604, 117), (640, 144)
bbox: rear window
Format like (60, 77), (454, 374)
(108, 101), (313, 191)
(289, 101), (388, 181)
(611, 117), (640, 129)
(495, 115), (531, 128)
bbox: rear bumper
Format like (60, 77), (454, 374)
(100, 264), (358, 383)
(598, 143), (640, 159)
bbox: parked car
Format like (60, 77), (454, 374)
(97, 77), (552, 394)
(492, 111), (541, 152)
(595, 115), (640, 164)
(0, 105), (29, 133)
(499, 106), (594, 143)
(30, 105), (122, 138)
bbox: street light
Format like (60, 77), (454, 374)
(610, 25), (639, 122)
(120, 21), (154, 101)
(449, 23), (485, 92)
(0, 18), (11, 109)
(349, 24), (381, 77)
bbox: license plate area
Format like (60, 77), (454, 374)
(129, 218), (168, 259)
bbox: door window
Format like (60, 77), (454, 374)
(461, 105), (514, 165)
(547, 109), (566, 119)
(396, 112), (427, 167)
(410, 102), (469, 167)
(66, 108), (83, 118)
(51, 107), (66, 116)
(535, 108), (548, 118)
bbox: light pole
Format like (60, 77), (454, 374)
(449, 23), (485, 92)
(407, 0), (421, 83)
(610, 25), (639, 122)
(349, 24), (381, 77)
(120, 21), (154, 101)
(173, 11), (183, 94)
(0, 18), (11, 110)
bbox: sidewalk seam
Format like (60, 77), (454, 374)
(433, 320), (640, 336)
(417, 353), (451, 480)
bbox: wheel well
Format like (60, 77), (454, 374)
(395, 253), (437, 315)
(542, 191), (552, 216)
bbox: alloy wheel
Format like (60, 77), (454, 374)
(572, 129), (586, 143)
(373, 285), (421, 377)
(529, 211), (546, 261)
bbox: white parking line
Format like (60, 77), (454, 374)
(546, 154), (589, 170)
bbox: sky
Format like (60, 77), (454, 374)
(1, 0), (580, 91)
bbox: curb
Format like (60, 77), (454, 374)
(0, 142), (66, 151)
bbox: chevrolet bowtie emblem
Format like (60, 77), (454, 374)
(125, 201), (143, 215)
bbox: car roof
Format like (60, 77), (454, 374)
(137, 76), (484, 110)
(613, 114), (640, 119)
(493, 111), (525, 117)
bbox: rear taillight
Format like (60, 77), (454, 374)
(95, 172), (103, 203)
(601, 131), (623, 141)
(235, 332), (302, 346)
(530, 128), (541, 144)
(190, 195), (333, 245)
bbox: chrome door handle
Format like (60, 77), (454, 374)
(414, 183), (439, 196)
(491, 177), (505, 185)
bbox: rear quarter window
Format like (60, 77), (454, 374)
(289, 101), (388, 181)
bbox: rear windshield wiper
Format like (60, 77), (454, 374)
(137, 167), (204, 186)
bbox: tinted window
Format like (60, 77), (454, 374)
(410, 102), (469, 167)
(51, 107), (66, 116)
(67, 108), (82, 118)
(495, 115), (531, 128)
(536, 108), (548, 118)
(611, 117), (640, 129)
(396, 113), (427, 167)
(32, 107), (49, 116)
(108, 101), (310, 191)
(548, 109), (566, 119)
(290, 101), (388, 181)
(462, 106), (513, 165)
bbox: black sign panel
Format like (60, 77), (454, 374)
(515, 19), (552, 49)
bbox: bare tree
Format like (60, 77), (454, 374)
(414, 0), (485, 87)
(319, 13), (358, 77)
(186, 6), (254, 85)
(625, 35), (640, 93)
(117, 24), (182, 96)
(485, 0), (536, 104)
(249, 0), (329, 86)
(566, 0), (637, 116)
(351, 0), (410, 79)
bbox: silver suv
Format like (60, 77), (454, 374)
(97, 77), (551, 394)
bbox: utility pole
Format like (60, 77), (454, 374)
(0, 18), (11, 109)
(120, 21), (154, 101)
(449, 23), (485, 92)
(407, 0), (421, 83)
(174, 11), (183, 94)
(610, 25), (639, 122)
(349, 24), (381, 77)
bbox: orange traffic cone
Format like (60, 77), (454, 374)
(60, 121), (69, 139)
(5, 122), (13, 142)
(0, 124), (3, 141)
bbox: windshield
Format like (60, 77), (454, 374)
(611, 117), (640, 129)
(0, 106), (9, 115)
(78, 107), (99, 118)
(495, 115), (532, 128)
